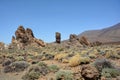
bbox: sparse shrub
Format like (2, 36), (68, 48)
(4, 65), (13, 73)
(80, 51), (88, 55)
(56, 70), (73, 80)
(69, 54), (80, 67)
(89, 54), (96, 58)
(3, 61), (29, 73)
(2, 59), (12, 66)
(54, 53), (67, 61)
(58, 48), (64, 51)
(10, 61), (30, 72)
(22, 70), (40, 80)
(22, 63), (49, 80)
(79, 56), (90, 64)
(38, 61), (47, 67)
(62, 59), (69, 63)
(36, 54), (43, 59)
(101, 68), (120, 78)
(15, 56), (25, 61)
(105, 50), (120, 59)
(48, 64), (59, 72)
(44, 53), (54, 60)
(29, 65), (48, 75)
(41, 53), (54, 61)
(106, 52), (120, 59)
(69, 54), (90, 67)
(94, 59), (114, 72)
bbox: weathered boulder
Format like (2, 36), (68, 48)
(81, 65), (99, 80)
(79, 36), (91, 46)
(69, 34), (78, 42)
(55, 32), (61, 43)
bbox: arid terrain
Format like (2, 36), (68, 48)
(0, 24), (120, 80)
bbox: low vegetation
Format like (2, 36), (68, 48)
(0, 43), (120, 80)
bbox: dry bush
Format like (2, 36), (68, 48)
(22, 62), (49, 80)
(69, 54), (80, 67)
(55, 70), (73, 80)
(2, 59), (12, 66)
(54, 53), (67, 61)
(4, 61), (30, 73)
(69, 54), (90, 67)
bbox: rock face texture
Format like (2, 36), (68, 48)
(11, 26), (45, 49)
(79, 36), (91, 46)
(68, 34), (91, 46)
(69, 34), (79, 42)
(81, 65), (99, 80)
(55, 32), (61, 43)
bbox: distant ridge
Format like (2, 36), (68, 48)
(78, 23), (120, 43)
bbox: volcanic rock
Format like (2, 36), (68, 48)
(11, 26), (45, 49)
(79, 36), (91, 46)
(55, 32), (61, 43)
(81, 65), (99, 80)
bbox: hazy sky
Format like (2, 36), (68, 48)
(0, 0), (120, 44)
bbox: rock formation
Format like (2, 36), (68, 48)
(55, 32), (61, 43)
(69, 34), (79, 42)
(81, 65), (99, 80)
(68, 34), (91, 46)
(79, 36), (91, 46)
(11, 26), (45, 49)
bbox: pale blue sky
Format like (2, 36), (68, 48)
(0, 0), (120, 44)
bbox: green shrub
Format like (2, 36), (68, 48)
(11, 61), (30, 72)
(48, 64), (59, 72)
(15, 56), (25, 61)
(38, 61), (47, 67)
(22, 70), (40, 80)
(56, 70), (73, 80)
(22, 64), (49, 80)
(94, 59), (114, 72)
(101, 68), (120, 78)
(4, 61), (30, 73)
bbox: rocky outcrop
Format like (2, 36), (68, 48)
(81, 65), (99, 80)
(69, 34), (79, 42)
(68, 34), (91, 46)
(55, 32), (61, 43)
(79, 36), (91, 46)
(11, 26), (45, 49)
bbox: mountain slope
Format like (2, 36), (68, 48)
(78, 23), (120, 43)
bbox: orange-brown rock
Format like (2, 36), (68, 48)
(11, 26), (45, 49)
(69, 34), (78, 42)
(34, 38), (45, 47)
(15, 26), (28, 44)
(81, 65), (99, 80)
(55, 32), (61, 43)
(79, 36), (91, 46)
(11, 36), (17, 44)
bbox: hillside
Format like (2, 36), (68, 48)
(78, 23), (120, 43)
